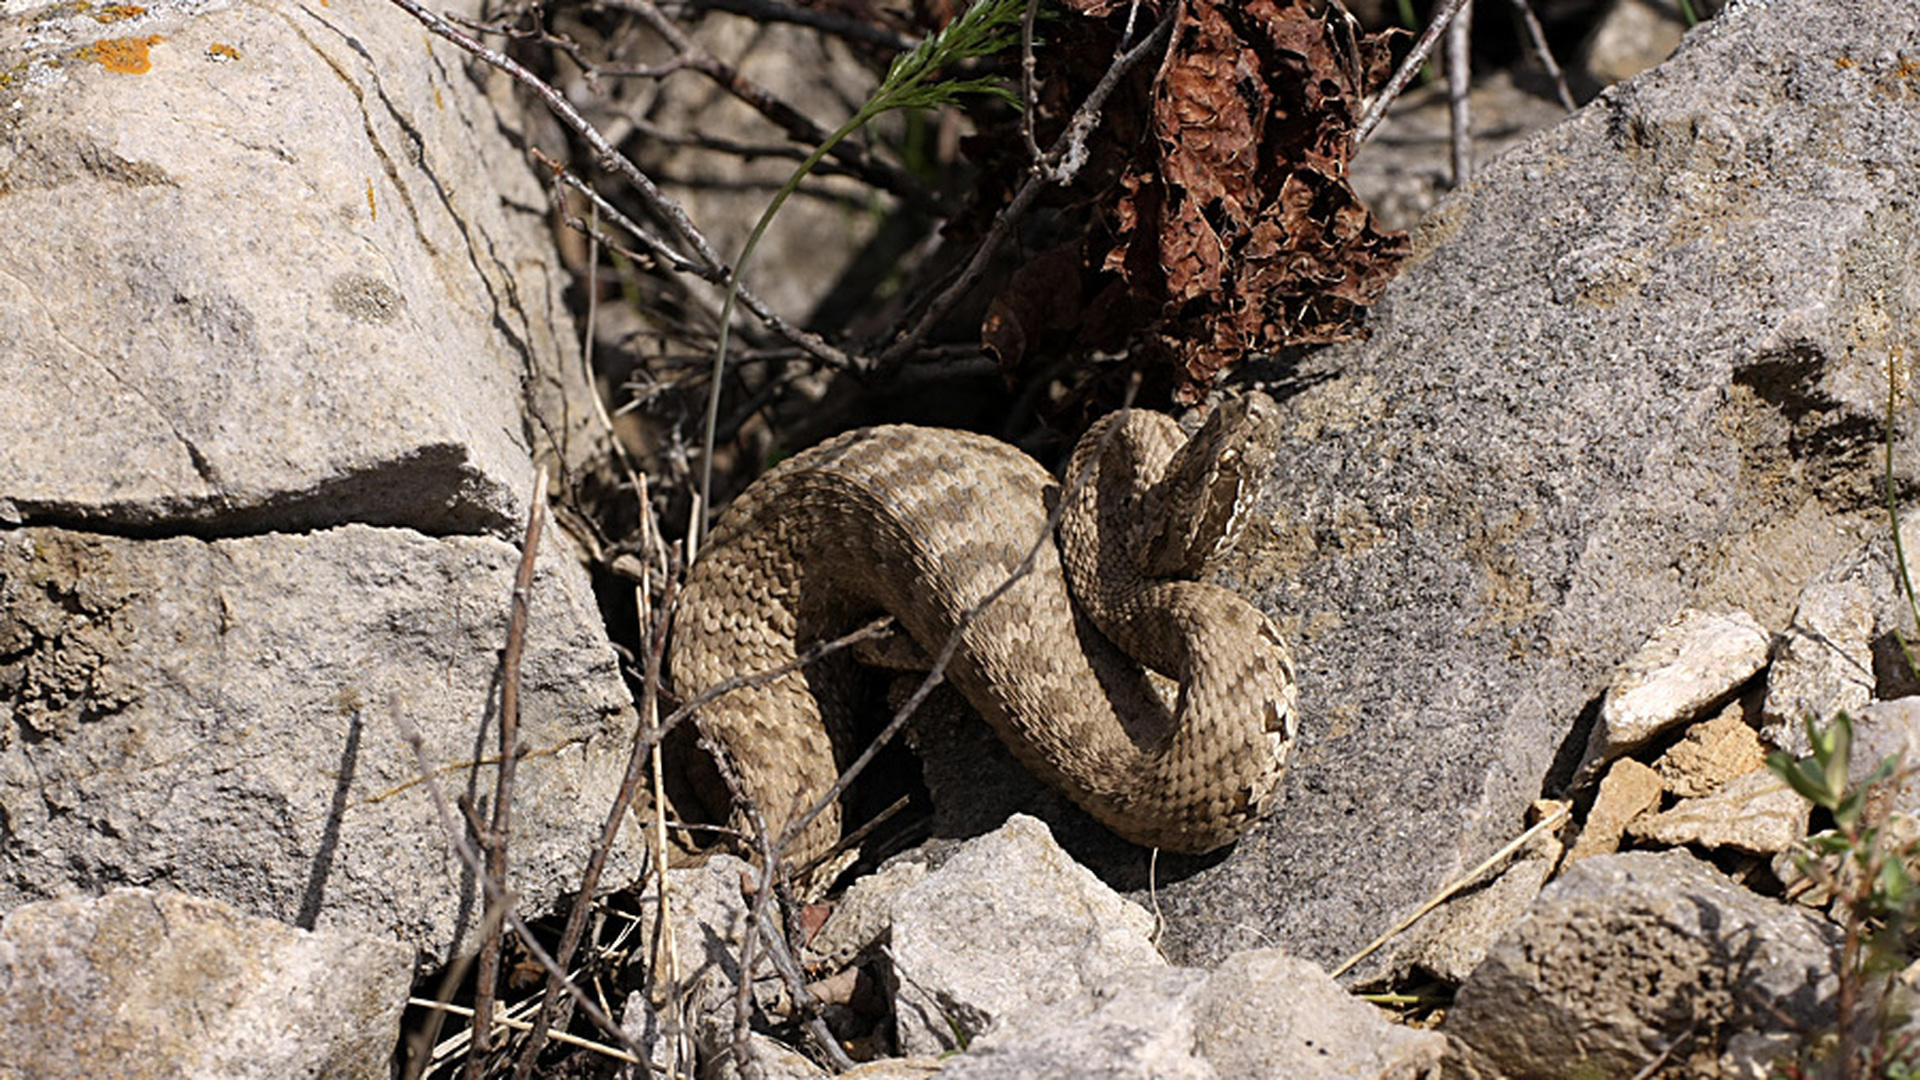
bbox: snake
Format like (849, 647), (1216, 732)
(667, 393), (1299, 875)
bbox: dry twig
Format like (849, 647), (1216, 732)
(395, 699), (652, 1067)
(467, 468), (550, 1077)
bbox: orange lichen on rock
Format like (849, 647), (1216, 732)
(208, 42), (239, 61)
(91, 5), (146, 21)
(86, 34), (164, 74)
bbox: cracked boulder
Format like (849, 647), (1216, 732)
(0, 525), (644, 960)
(0, 0), (605, 534)
(0, 0), (641, 961)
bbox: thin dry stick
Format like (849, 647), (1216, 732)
(509, 571), (677, 1079)
(875, 8), (1174, 369)
(689, 714), (851, 1073)
(1507, 0), (1575, 111)
(1446, 0), (1473, 187)
(467, 467), (551, 1078)
(411, 999), (642, 1065)
(1351, 0), (1474, 149)
(1330, 801), (1571, 979)
(748, 830), (857, 1073)
(639, 487), (690, 1080)
(599, 0), (937, 211)
(394, 699), (652, 1065)
(384, 0), (727, 307)
(546, 168), (863, 368)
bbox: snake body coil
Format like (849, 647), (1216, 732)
(669, 394), (1298, 872)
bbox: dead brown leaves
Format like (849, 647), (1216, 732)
(980, 0), (1408, 406)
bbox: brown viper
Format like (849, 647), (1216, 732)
(668, 393), (1298, 875)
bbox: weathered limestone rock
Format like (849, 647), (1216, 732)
(1654, 704), (1767, 797)
(1446, 850), (1842, 1079)
(885, 816), (1164, 1058)
(1763, 579), (1876, 755)
(1566, 758), (1662, 862)
(0, 0), (607, 536)
(0, 526), (645, 960)
(1576, 608), (1771, 785)
(1629, 769), (1808, 855)
(0, 887), (412, 1080)
(1136, 0), (1920, 973)
(0, 0), (641, 965)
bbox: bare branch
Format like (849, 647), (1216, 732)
(540, 162), (864, 371)
(1352, 0), (1475, 149)
(597, 0), (940, 212)
(874, 10), (1175, 369)
(384, 0), (729, 294)
(394, 698), (652, 1066)
(510, 553), (677, 1078)
(467, 467), (549, 1077)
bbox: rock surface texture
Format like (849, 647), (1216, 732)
(1143, 0), (1920, 973)
(0, 0), (639, 961)
(1445, 850), (1843, 1079)
(816, 818), (1445, 1079)
(0, 887), (412, 1080)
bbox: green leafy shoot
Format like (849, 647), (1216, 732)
(693, 0), (1026, 547)
(1767, 711), (1920, 1080)
(1769, 712), (1900, 833)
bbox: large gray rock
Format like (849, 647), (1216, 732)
(0, 0), (606, 536)
(1444, 850), (1842, 1079)
(0, 525), (645, 960)
(0, 887), (412, 1080)
(1144, 0), (1920, 973)
(942, 949), (1445, 1080)
(0, 0), (641, 963)
(886, 815), (1164, 1058)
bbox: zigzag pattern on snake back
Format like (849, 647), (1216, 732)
(667, 393), (1299, 876)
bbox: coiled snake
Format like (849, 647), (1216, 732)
(668, 393), (1298, 873)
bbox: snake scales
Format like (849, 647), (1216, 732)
(668, 393), (1299, 873)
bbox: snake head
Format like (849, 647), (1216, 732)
(1138, 391), (1282, 578)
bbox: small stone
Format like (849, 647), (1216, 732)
(1629, 769), (1809, 855)
(1654, 704), (1768, 797)
(1762, 580), (1875, 756)
(1575, 608), (1771, 786)
(1567, 758), (1664, 863)
(1850, 698), (1920, 816)
(885, 815), (1164, 1057)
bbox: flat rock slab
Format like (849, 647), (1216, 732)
(1576, 608), (1771, 783)
(0, 0), (599, 536)
(0, 886), (412, 1080)
(0, 525), (646, 961)
(1142, 0), (1920, 973)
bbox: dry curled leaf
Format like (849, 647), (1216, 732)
(980, 0), (1408, 406)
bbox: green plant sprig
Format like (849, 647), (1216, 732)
(692, 0), (1025, 551)
(1768, 712), (1920, 1080)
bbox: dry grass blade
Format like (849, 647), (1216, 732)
(1331, 802), (1570, 979)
